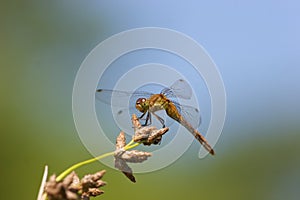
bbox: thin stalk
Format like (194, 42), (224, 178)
(124, 142), (140, 150)
(55, 140), (140, 182)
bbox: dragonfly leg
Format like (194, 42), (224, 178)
(138, 112), (146, 119)
(139, 112), (152, 126)
(152, 112), (165, 128)
(143, 112), (152, 126)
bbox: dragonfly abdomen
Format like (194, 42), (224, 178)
(179, 118), (215, 155)
(165, 104), (215, 155)
(149, 94), (215, 155)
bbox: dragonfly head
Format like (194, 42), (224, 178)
(135, 98), (148, 113)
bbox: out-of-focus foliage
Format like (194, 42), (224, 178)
(1, 1), (299, 200)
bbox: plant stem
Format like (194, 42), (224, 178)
(124, 142), (140, 150)
(55, 140), (140, 182)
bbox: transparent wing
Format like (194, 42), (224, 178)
(173, 102), (201, 129)
(95, 89), (152, 107)
(113, 107), (142, 133)
(161, 79), (192, 100)
(96, 89), (153, 134)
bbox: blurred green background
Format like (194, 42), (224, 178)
(1, 1), (299, 200)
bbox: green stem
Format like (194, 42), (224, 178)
(124, 142), (140, 150)
(55, 140), (140, 182)
(125, 139), (134, 147)
(56, 151), (114, 182)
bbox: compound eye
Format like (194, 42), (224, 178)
(136, 98), (146, 105)
(136, 99), (140, 105)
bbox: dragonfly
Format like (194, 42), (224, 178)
(96, 79), (214, 155)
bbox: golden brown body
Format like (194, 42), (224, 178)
(136, 94), (215, 155)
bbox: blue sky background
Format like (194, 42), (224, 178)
(94, 0), (300, 140)
(1, 1), (300, 199)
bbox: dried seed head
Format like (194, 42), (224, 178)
(116, 131), (126, 149)
(114, 157), (136, 183)
(114, 131), (152, 183)
(131, 114), (142, 130)
(133, 122), (169, 145)
(45, 172), (80, 200)
(120, 150), (152, 163)
(44, 171), (106, 200)
(81, 170), (107, 198)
